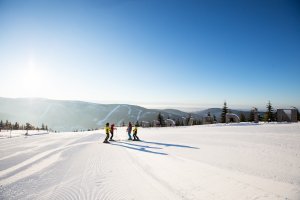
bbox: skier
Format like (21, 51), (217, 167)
(109, 123), (117, 141)
(132, 125), (140, 141)
(127, 122), (133, 140)
(103, 122), (110, 143)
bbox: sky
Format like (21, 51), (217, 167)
(0, 0), (299, 111)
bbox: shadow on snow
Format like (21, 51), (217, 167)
(110, 142), (168, 155)
(109, 140), (199, 155)
(117, 141), (162, 149)
(139, 140), (199, 149)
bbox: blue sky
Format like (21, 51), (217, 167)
(0, 0), (299, 111)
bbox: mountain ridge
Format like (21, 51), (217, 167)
(0, 97), (199, 131)
(0, 97), (262, 131)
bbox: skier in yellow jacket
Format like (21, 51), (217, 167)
(132, 125), (140, 141)
(103, 122), (110, 143)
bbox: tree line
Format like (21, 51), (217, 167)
(131, 113), (203, 128)
(148, 101), (299, 127)
(0, 120), (48, 131)
(221, 101), (300, 123)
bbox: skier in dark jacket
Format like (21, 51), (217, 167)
(109, 123), (117, 141)
(127, 122), (132, 140)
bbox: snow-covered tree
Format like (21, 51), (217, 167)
(157, 112), (165, 127)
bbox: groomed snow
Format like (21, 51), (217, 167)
(0, 123), (300, 200)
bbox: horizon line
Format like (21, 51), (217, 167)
(1, 96), (298, 112)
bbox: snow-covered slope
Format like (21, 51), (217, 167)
(0, 123), (299, 199)
(0, 97), (197, 131)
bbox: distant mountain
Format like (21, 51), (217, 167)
(0, 97), (270, 131)
(0, 97), (201, 131)
(194, 108), (223, 118)
(162, 109), (197, 118)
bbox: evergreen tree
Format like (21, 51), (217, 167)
(25, 123), (32, 135)
(181, 119), (184, 126)
(193, 120), (198, 125)
(221, 102), (228, 123)
(240, 112), (246, 122)
(157, 112), (165, 127)
(199, 119), (203, 125)
(186, 114), (192, 125)
(0, 120), (3, 130)
(5, 120), (9, 129)
(135, 121), (140, 127)
(175, 118), (180, 126)
(259, 113), (263, 121)
(274, 110), (277, 121)
(25, 123), (32, 130)
(213, 115), (217, 123)
(265, 101), (274, 122)
(291, 107), (299, 121)
(248, 109), (255, 122)
(41, 123), (45, 130)
(14, 122), (19, 130)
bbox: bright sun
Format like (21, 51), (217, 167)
(22, 58), (42, 96)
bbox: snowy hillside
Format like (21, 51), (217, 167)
(0, 97), (151, 131)
(0, 97), (200, 131)
(1, 123), (299, 199)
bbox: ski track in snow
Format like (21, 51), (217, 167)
(0, 139), (95, 185)
(38, 135), (176, 200)
(97, 105), (121, 126)
(117, 119), (124, 125)
(39, 104), (52, 119)
(137, 110), (142, 121)
(125, 105), (132, 115)
(0, 124), (300, 200)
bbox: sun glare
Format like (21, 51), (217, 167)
(21, 57), (42, 96)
